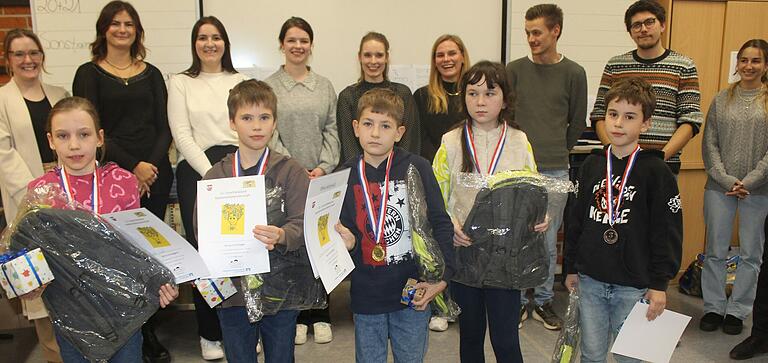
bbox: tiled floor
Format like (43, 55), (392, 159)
(6, 282), (764, 362)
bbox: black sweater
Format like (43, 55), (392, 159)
(72, 62), (171, 171)
(564, 148), (682, 291)
(336, 80), (421, 164)
(413, 80), (463, 162)
(339, 148), (454, 314)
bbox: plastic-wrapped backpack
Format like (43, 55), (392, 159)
(456, 170), (550, 289)
(552, 290), (580, 363)
(1, 184), (175, 362)
(240, 184), (327, 322)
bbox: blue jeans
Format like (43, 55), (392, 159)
(56, 329), (142, 363)
(452, 281), (522, 363)
(522, 168), (568, 307)
(217, 306), (299, 363)
(702, 190), (768, 319)
(353, 307), (430, 363)
(578, 274), (645, 363)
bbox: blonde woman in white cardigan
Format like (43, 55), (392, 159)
(0, 28), (68, 363)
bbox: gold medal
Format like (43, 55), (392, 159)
(372, 245), (385, 262)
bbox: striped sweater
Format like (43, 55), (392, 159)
(590, 49), (703, 165)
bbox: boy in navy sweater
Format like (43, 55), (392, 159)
(336, 88), (454, 362)
(564, 77), (682, 362)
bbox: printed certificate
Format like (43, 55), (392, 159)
(197, 175), (270, 277)
(103, 208), (210, 283)
(304, 169), (354, 293)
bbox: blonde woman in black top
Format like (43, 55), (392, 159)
(414, 34), (470, 163)
(336, 32), (421, 163)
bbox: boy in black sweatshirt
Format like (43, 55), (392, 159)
(564, 77), (682, 362)
(335, 88), (454, 362)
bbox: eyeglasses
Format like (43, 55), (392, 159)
(9, 50), (43, 60)
(630, 18), (657, 32)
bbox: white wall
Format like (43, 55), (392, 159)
(203, 0), (503, 93)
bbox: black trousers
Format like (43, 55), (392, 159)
(752, 215), (768, 338)
(297, 305), (331, 326)
(140, 157), (173, 220)
(176, 145), (237, 342)
(139, 157), (172, 342)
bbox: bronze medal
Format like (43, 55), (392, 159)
(372, 245), (385, 262)
(603, 228), (618, 245)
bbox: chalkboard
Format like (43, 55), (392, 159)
(31, 0), (199, 91)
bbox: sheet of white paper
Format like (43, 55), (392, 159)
(304, 169), (355, 293)
(611, 302), (691, 363)
(103, 208), (210, 283)
(728, 51), (740, 84)
(389, 64), (430, 93)
(197, 175), (270, 278)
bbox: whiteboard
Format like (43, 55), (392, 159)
(203, 0), (503, 93)
(31, 0), (200, 91)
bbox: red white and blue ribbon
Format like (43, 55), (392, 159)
(464, 122), (507, 175)
(232, 148), (269, 177)
(358, 151), (393, 245)
(605, 145), (640, 227)
(58, 164), (99, 214)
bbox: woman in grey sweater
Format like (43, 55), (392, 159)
(264, 16), (339, 346)
(700, 39), (768, 336)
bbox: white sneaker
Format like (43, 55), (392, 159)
(313, 322), (333, 344)
(429, 317), (449, 332)
(200, 337), (225, 361)
(295, 324), (308, 345)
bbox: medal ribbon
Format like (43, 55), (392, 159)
(605, 145), (640, 227)
(464, 122), (507, 175)
(59, 164), (99, 214)
(358, 151), (393, 246)
(232, 148), (269, 177)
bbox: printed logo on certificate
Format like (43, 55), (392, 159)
(137, 226), (171, 248)
(221, 203), (246, 235)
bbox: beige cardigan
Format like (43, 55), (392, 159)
(0, 78), (68, 320)
(0, 78), (68, 225)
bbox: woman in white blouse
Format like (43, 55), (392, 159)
(167, 16), (247, 361)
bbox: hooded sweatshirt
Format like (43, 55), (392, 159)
(340, 147), (454, 314)
(197, 150), (309, 308)
(564, 148), (682, 291)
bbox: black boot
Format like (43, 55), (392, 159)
(142, 321), (171, 363)
(730, 336), (768, 360)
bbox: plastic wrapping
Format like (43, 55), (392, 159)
(1, 183), (175, 362)
(453, 170), (573, 289)
(241, 184), (327, 322)
(405, 165), (461, 319)
(551, 290), (580, 363)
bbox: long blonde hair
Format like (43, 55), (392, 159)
(727, 39), (768, 113)
(427, 35), (470, 114)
